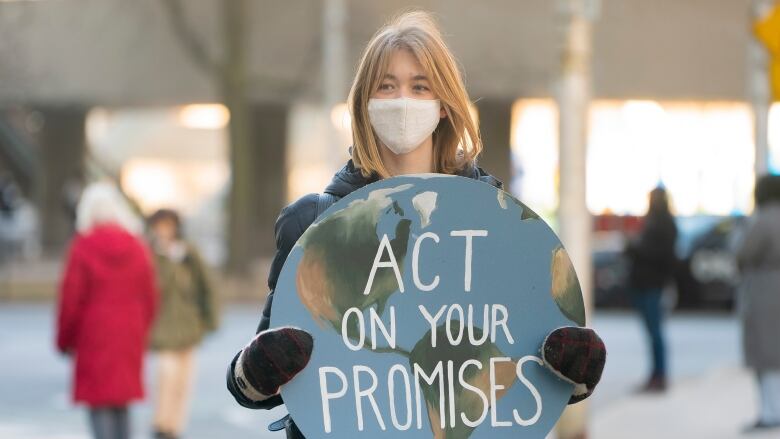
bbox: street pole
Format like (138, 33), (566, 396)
(323, 0), (349, 170)
(555, 0), (598, 438)
(750, 0), (773, 177)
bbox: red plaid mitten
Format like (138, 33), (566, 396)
(235, 327), (314, 400)
(541, 327), (606, 404)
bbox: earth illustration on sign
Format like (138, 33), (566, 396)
(271, 174), (586, 439)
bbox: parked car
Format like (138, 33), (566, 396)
(674, 215), (745, 310)
(592, 214), (745, 310)
(0, 177), (40, 264)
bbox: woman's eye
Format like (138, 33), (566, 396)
(413, 84), (430, 92)
(379, 83), (394, 91)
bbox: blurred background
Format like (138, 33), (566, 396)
(1, 0), (779, 438)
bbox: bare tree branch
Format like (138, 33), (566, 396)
(159, 0), (223, 78)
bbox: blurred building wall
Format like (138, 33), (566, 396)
(0, 0), (758, 261)
(0, 0), (753, 105)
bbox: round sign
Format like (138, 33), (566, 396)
(271, 174), (585, 439)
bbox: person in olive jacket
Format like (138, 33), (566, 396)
(147, 209), (219, 439)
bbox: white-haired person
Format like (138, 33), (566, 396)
(226, 10), (606, 438)
(56, 182), (158, 439)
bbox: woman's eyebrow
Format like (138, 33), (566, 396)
(383, 73), (428, 81)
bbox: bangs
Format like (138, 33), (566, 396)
(368, 35), (437, 93)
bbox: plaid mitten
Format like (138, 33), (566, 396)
(541, 326), (606, 404)
(235, 327), (314, 400)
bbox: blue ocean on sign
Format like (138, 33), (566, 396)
(271, 175), (585, 439)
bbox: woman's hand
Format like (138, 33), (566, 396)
(541, 327), (607, 404)
(234, 327), (314, 400)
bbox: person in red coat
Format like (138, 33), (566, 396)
(56, 182), (158, 439)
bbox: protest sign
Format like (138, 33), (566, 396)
(271, 174), (586, 438)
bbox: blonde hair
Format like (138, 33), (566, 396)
(76, 182), (142, 235)
(348, 10), (482, 178)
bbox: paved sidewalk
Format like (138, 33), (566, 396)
(592, 367), (778, 439)
(1, 303), (771, 439)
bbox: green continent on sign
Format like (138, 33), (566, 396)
(296, 186), (412, 338)
(409, 322), (516, 439)
(550, 246), (586, 327)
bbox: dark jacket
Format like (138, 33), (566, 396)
(626, 212), (678, 290)
(226, 159), (502, 434)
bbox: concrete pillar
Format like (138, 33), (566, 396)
(37, 106), (87, 253)
(0, 113), (38, 196)
(322, 0), (349, 167)
(750, 0), (773, 177)
(555, 0), (598, 438)
(249, 102), (288, 260)
(477, 99), (514, 188)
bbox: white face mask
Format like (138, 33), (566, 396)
(367, 97), (441, 155)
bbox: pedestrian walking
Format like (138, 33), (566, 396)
(737, 174), (780, 431)
(625, 186), (678, 392)
(55, 182), (158, 439)
(147, 209), (219, 439)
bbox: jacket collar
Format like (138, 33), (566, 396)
(323, 149), (503, 198)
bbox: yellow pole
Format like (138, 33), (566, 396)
(751, 0), (776, 176)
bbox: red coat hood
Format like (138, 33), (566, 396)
(75, 224), (148, 265)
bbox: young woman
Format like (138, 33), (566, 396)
(226, 11), (605, 438)
(56, 182), (158, 439)
(147, 209), (219, 439)
(625, 187), (677, 393)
